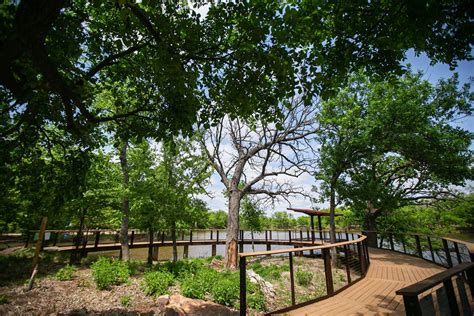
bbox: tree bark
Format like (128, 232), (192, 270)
(147, 226), (154, 265)
(225, 190), (241, 269)
(171, 221), (178, 262)
(119, 139), (130, 261)
(363, 202), (379, 248)
(329, 177), (337, 267)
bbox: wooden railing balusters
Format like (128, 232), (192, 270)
(289, 252), (296, 305)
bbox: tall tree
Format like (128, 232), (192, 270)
(316, 72), (473, 246)
(202, 102), (317, 268)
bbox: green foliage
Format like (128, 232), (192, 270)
(91, 257), (130, 290)
(154, 258), (206, 277)
(0, 294), (8, 305)
(208, 210), (228, 229)
(142, 271), (174, 297)
(247, 282), (266, 311)
(120, 295), (131, 307)
(240, 197), (264, 232)
(296, 270), (313, 286)
(249, 262), (289, 281)
(209, 271), (240, 306)
(55, 265), (76, 281)
(180, 267), (219, 300)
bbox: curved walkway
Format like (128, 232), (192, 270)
(288, 248), (445, 315)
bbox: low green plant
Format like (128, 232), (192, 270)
(209, 271), (240, 306)
(55, 264), (76, 281)
(120, 295), (131, 307)
(155, 258), (205, 277)
(180, 267), (219, 299)
(249, 262), (289, 281)
(0, 294), (8, 305)
(142, 271), (174, 296)
(91, 257), (130, 290)
(296, 270), (313, 286)
(247, 281), (266, 311)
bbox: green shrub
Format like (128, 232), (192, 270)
(0, 294), (8, 305)
(249, 262), (288, 281)
(55, 265), (76, 281)
(180, 267), (219, 299)
(296, 270), (313, 286)
(142, 271), (174, 296)
(91, 257), (130, 290)
(209, 272), (240, 306)
(120, 295), (131, 307)
(155, 258), (205, 277)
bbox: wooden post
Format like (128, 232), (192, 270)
(443, 278), (460, 315)
(161, 231), (165, 244)
(189, 230), (193, 243)
(427, 237), (435, 262)
(357, 242), (366, 275)
(299, 230), (303, 241)
(415, 235), (422, 258)
(184, 245), (189, 258)
(318, 215), (323, 241)
(52, 232), (59, 246)
(217, 230), (219, 243)
(212, 244), (217, 256)
(289, 252), (296, 305)
(210, 230), (213, 240)
(442, 239), (453, 267)
(288, 230), (292, 243)
(323, 248), (334, 295)
(239, 256), (246, 316)
(403, 296), (422, 316)
(24, 231), (30, 248)
(265, 230), (268, 242)
(94, 232), (100, 248)
(453, 242), (462, 264)
(28, 217), (47, 291)
(344, 245), (351, 283)
(130, 230), (135, 246)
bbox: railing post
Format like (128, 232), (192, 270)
(442, 239), (453, 267)
(24, 231), (31, 248)
(402, 296), (422, 316)
(345, 232), (350, 241)
(94, 231), (100, 248)
(427, 236), (435, 262)
(190, 230), (193, 243)
(210, 230), (213, 240)
(52, 232), (59, 246)
(453, 242), (462, 264)
(364, 239), (370, 266)
(443, 278), (460, 315)
(217, 230), (219, 242)
(344, 245), (351, 283)
(130, 231), (135, 246)
(161, 231), (165, 244)
(323, 248), (334, 295)
(239, 256), (246, 316)
(299, 230), (303, 241)
(289, 252), (296, 305)
(415, 235), (422, 258)
(467, 266), (474, 299)
(357, 242), (366, 275)
(265, 230), (268, 242)
(288, 230), (292, 243)
(389, 233), (394, 251)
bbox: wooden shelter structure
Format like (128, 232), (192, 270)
(287, 208), (343, 242)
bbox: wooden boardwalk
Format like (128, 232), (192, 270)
(287, 248), (446, 315)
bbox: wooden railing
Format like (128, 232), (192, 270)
(369, 231), (473, 268)
(238, 233), (370, 315)
(396, 262), (474, 315)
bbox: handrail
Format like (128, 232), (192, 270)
(396, 262), (474, 296)
(239, 235), (366, 257)
(239, 233), (370, 315)
(396, 262), (474, 316)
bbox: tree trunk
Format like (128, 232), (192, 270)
(148, 226), (154, 265)
(329, 178), (337, 267)
(363, 202), (379, 248)
(119, 139), (130, 261)
(171, 221), (178, 262)
(251, 230), (255, 252)
(225, 190), (241, 269)
(70, 208), (86, 264)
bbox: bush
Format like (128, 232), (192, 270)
(55, 265), (76, 281)
(209, 272), (240, 306)
(142, 271), (174, 296)
(155, 258), (205, 277)
(249, 262), (289, 281)
(180, 267), (219, 300)
(296, 270), (313, 286)
(0, 294), (8, 305)
(91, 257), (130, 290)
(247, 284), (266, 311)
(120, 295), (131, 307)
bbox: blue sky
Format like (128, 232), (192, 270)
(202, 51), (474, 215)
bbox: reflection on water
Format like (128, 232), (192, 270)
(88, 243), (295, 262)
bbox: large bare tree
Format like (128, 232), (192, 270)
(201, 100), (317, 268)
